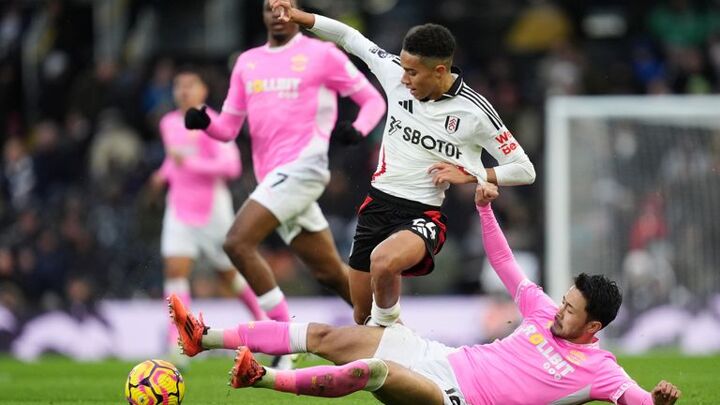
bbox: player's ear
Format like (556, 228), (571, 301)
(586, 320), (602, 334)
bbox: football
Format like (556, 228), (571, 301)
(125, 359), (185, 405)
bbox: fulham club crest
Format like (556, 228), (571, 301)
(445, 115), (460, 134)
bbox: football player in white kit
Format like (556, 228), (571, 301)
(270, 0), (536, 327)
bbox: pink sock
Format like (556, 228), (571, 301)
(238, 287), (266, 320)
(167, 292), (191, 346)
(222, 321), (291, 354)
(266, 299), (290, 322)
(274, 361), (371, 397)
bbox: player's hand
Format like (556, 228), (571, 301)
(651, 380), (681, 405)
(332, 121), (365, 145)
(270, 0), (293, 22)
(474, 182), (499, 207)
(185, 105), (210, 130)
(428, 162), (476, 186)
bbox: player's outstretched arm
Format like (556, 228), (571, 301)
(271, 0), (399, 88)
(475, 183), (529, 299)
(618, 380), (681, 405)
(185, 106), (245, 142)
(651, 380), (681, 405)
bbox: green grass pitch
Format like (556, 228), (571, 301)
(0, 354), (717, 404)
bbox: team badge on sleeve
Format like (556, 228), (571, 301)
(445, 115), (461, 134)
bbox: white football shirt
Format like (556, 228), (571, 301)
(312, 16), (535, 206)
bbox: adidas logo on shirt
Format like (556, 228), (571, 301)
(398, 99), (414, 114)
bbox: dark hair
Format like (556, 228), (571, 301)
(402, 23), (456, 60)
(175, 65), (207, 85)
(574, 273), (622, 329)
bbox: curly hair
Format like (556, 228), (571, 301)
(402, 23), (456, 62)
(574, 273), (623, 329)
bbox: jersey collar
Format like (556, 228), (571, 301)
(264, 32), (302, 53)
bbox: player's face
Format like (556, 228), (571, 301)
(173, 73), (208, 111)
(551, 286), (600, 340)
(263, 0), (299, 43)
(400, 51), (446, 101)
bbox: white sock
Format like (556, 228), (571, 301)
(202, 329), (224, 349)
(164, 277), (190, 297)
(371, 299), (401, 327)
(288, 323), (309, 352)
(362, 358), (389, 392)
(257, 286), (285, 312)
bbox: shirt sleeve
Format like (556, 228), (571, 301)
(470, 101), (535, 185)
(310, 14), (402, 91)
(221, 54), (249, 118)
(322, 45), (370, 97)
(515, 280), (558, 320)
(592, 361), (645, 405)
(478, 203), (555, 318)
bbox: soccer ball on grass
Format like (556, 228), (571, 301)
(125, 359), (185, 404)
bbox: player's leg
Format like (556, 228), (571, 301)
(289, 226), (351, 305)
(203, 189), (267, 321)
(216, 268), (266, 320)
(168, 292), (383, 359)
(372, 363), (446, 405)
(163, 257), (194, 346)
(349, 269), (373, 324)
(223, 198), (290, 321)
(232, 351), (442, 403)
(369, 230), (426, 325)
(160, 208), (199, 363)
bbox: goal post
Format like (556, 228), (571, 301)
(546, 95), (720, 305)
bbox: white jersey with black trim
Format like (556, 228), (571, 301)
(311, 15), (535, 206)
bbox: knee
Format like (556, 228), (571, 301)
(309, 262), (346, 289)
(369, 250), (400, 277)
(223, 231), (254, 259)
(307, 323), (334, 355)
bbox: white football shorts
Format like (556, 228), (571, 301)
(161, 184), (234, 270)
(249, 159), (330, 245)
(374, 324), (467, 405)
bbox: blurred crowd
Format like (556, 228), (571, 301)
(0, 0), (719, 326)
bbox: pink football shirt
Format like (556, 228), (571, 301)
(158, 109), (241, 226)
(447, 205), (640, 404)
(222, 33), (369, 181)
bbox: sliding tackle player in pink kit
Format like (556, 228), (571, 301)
(168, 180), (681, 405)
(183, 0), (386, 341)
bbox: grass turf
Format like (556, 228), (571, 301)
(0, 354), (717, 404)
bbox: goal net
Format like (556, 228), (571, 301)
(546, 96), (720, 350)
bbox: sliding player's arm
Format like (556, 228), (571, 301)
(476, 195), (527, 301)
(617, 381), (681, 405)
(476, 185), (555, 317)
(270, 0), (402, 89)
